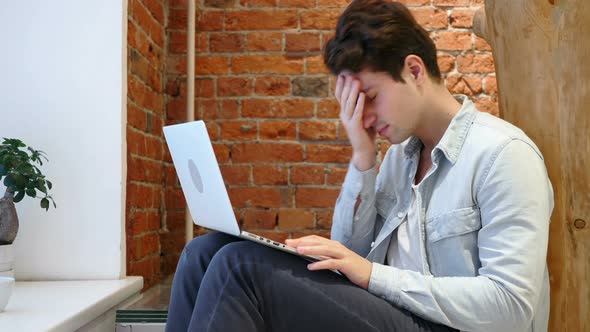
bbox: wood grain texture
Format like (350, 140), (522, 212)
(473, 1), (589, 331)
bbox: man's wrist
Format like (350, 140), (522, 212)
(352, 152), (376, 171)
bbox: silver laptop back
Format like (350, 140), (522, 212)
(163, 121), (240, 236)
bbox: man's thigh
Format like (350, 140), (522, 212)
(208, 241), (455, 332)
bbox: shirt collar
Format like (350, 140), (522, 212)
(403, 95), (477, 164)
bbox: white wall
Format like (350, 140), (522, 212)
(0, 0), (127, 280)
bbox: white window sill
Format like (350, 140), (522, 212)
(0, 276), (143, 332)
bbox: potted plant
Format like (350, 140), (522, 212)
(0, 138), (56, 278)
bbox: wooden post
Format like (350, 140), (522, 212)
(473, 1), (590, 331)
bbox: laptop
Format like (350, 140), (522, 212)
(163, 120), (322, 263)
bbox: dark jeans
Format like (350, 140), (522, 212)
(166, 232), (456, 332)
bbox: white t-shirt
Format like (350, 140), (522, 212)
(385, 184), (423, 273)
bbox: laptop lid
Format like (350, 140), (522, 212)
(163, 121), (241, 236)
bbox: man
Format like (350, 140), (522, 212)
(166, 0), (553, 331)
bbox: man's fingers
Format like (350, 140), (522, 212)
(296, 245), (344, 258)
(344, 80), (360, 120)
(285, 235), (329, 247)
(307, 259), (340, 271)
(335, 75), (343, 103)
(352, 92), (365, 121)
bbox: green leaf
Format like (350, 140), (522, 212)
(13, 173), (26, 191)
(46, 180), (52, 190)
(13, 190), (25, 203)
(26, 188), (36, 198)
(40, 198), (49, 210)
(3, 174), (15, 187)
(0, 164), (5, 177)
(36, 179), (47, 193)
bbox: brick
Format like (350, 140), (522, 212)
(445, 75), (482, 95)
(326, 166), (347, 185)
(130, 49), (149, 83)
(232, 55), (304, 74)
(226, 10), (297, 30)
(433, 0), (469, 6)
(164, 164), (179, 186)
(166, 98), (185, 121)
(130, 0), (165, 48)
(128, 103), (148, 131)
(437, 53), (456, 73)
(397, 0), (429, 5)
(210, 33), (246, 53)
(142, 0), (165, 25)
(253, 165), (289, 185)
(473, 96), (499, 116)
(127, 128), (147, 156)
(306, 144), (351, 163)
(129, 210), (161, 235)
(196, 78), (216, 98)
(197, 11), (224, 31)
(317, 0), (350, 8)
(457, 53), (495, 73)
(240, 0), (277, 7)
(474, 36), (492, 51)
(290, 230), (331, 239)
(291, 165), (325, 184)
(450, 9), (475, 28)
(228, 187), (282, 207)
(219, 100), (240, 118)
(204, 0), (238, 8)
(483, 75), (497, 94)
(259, 121), (297, 140)
(128, 155), (163, 184)
(242, 98), (314, 118)
(213, 143), (231, 162)
(299, 120), (338, 140)
(128, 75), (164, 112)
(196, 56), (230, 75)
(127, 183), (162, 209)
(165, 188), (185, 209)
(286, 33), (321, 52)
(433, 31), (472, 51)
(296, 187), (340, 208)
(168, 8), (187, 29)
(220, 165), (251, 184)
(247, 32), (283, 51)
(200, 99), (220, 119)
(318, 98), (340, 118)
(128, 21), (164, 68)
(242, 209), (277, 229)
(279, 0), (315, 6)
(170, 0), (188, 9)
(307, 55), (329, 74)
(316, 209), (334, 229)
(292, 77), (329, 97)
(218, 77), (253, 96)
(232, 143), (304, 162)
(300, 10), (342, 30)
(278, 209), (315, 230)
(410, 8), (448, 29)
(221, 121), (258, 141)
(255, 76), (291, 96)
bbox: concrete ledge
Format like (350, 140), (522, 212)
(0, 276), (143, 332)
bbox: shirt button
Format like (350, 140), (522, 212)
(397, 212), (404, 218)
(354, 216), (360, 222)
(370, 241), (375, 248)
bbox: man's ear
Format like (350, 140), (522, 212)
(404, 55), (427, 85)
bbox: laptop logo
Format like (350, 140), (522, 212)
(188, 159), (204, 193)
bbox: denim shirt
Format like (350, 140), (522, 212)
(331, 96), (553, 332)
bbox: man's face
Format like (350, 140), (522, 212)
(349, 69), (424, 145)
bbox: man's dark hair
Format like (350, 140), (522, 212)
(323, 0), (442, 84)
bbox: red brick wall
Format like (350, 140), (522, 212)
(127, 0), (167, 290)
(128, 0), (498, 290)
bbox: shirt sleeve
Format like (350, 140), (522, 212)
(367, 139), (553, 332)
(331, 163), (378, 257)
